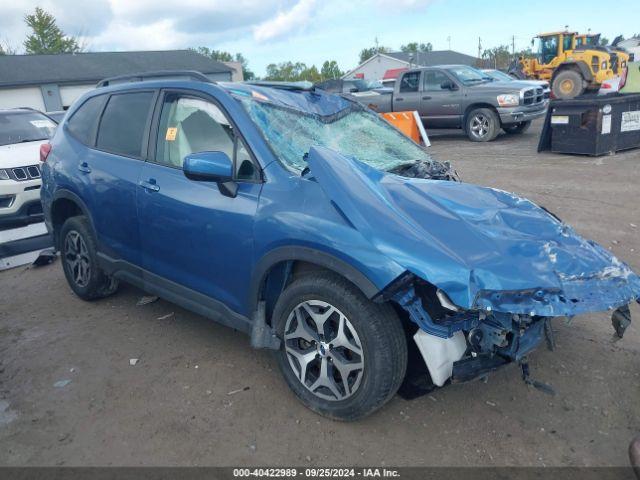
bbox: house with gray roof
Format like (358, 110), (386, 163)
(343, 50), (479, 81)
(0, 50), (233, 112)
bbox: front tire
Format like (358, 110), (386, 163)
(60, 216), (119, 301)
(466, 107), (500, 142)
(552, 69), (586, 99)
(273, 272), (407, 421)
(503, 121), (531, 134)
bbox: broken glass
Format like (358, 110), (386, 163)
(238, 98), (434, 174)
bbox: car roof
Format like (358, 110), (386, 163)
(85, 78), (358, 118)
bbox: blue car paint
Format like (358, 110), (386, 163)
(306, 145), (640, 321)
(183, 151), (234, 181)
(41, 79), (640, 353)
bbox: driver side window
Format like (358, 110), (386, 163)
(155, 93), (259, 181)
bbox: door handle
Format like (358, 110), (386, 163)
(139, 179), (160, 192)
(422, 96), (432, 100)
(395, 97), (404, 101)
(77, 162), (91, 173)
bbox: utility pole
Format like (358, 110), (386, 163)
(511, 35), (516, 55)
(478, 37), (482, 64)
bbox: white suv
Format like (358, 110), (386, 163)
(0, 109), (57, 229)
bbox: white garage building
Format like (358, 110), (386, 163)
(343, 50), (480, 80)
(0, 50), (234, 112)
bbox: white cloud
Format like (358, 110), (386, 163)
(253, 0), (316, 42)
(89, 20), (189, 51)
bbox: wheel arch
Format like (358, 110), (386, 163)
(553, 61), (593, 83)
(250, 246), (381, 325)
(463, 103), (500, 129)
(50, 190), (95, 250)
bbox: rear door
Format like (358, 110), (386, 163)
(87, 90), (156, 266)
(137, 90), (262, 316)
(393, 71), (422, 112)
(420, 69), (463, 128)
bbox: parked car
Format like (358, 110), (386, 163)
(46, 110), (67, 123)
(481, 68), (551, 98)
(349, 65), (548, 142)
(598, 76), (623, 95)
(41, 74), (639, 420)
(0, 108), (57, 229)
(315, 78), (387, 94)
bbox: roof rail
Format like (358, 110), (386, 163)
(97, 70), (213, 88)
(246, 80), (315, 91)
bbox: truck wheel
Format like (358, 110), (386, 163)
(466, 108), (500, 142)
(273, 272), (407, 421)
(552, 70), (585, 99)
(503, 121), (531, 134)
(60, 216), (119, 301)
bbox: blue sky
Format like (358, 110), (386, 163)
(2, 0), (638, 76)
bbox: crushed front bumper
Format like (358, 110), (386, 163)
(387, 273), (637, 392)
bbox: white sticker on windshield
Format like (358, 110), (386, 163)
(30, 119), (54, 128)
(621, 111), (640, 132)
(601, 114), (611, 135)
(551, 115), (569, 124)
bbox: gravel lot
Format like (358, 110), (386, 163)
(1, 119), (639, 467)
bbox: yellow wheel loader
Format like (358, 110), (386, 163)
(509, 31), (615, 99)
(574, 33), (632, 73)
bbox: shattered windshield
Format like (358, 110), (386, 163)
(238, 97), (433, 173)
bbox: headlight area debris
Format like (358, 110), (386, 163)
(379, 273), (636, 399)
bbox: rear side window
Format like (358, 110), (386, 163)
(399, 71), (420, 92)
(97, 92), (154, 158)
(66, 95), (107, 146)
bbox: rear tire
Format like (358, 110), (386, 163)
(552, 69), (586, 99)
(503, 121), (531, 134)
(466, 108), (500, 142)
(273, 272), (407, 421)
(60, 216), (119, 301)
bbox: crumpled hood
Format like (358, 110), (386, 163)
(307, 146), (640, 316)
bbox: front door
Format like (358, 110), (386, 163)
(137, 91), (262, 316)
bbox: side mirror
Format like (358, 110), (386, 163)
(441, 80), (457, 90)
(348, 87), (358, 93)
(183, 151), (237, 197)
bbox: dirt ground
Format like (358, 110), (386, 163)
(1, 119), (639, 467)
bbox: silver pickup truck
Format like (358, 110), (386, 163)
(348, 64), (548, 142)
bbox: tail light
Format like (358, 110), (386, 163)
(40, 143), (51, 162)
(619, 67), (628, 90)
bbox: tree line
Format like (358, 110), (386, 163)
(1, 8), (637, 81)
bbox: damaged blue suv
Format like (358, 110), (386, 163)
(41, 71), (640, 420)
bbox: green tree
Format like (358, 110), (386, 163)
(400, 42), (433, 53)
(23, 7), (81, 54)
(358, 38), (390, 64)
(320, 60), (343, 79)
(599, 36), (610, 46)
(265, 61), (308, 81)
(193, 47), (254, 80)
(481, 45), (512, 69)
(264, 60), (342, 82)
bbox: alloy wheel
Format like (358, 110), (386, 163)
(284, 300), (364, 401)
(64, 230), (91, 288)
(470, 113), (491, 139)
